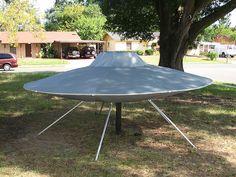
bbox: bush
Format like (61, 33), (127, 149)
(200, 52), (208, 56)
(40, 44), (57, 58)
(206, 52), (218, 60)
(136, 50), (144, 55)
(145, 49), (154, 55)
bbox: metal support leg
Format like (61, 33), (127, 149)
(148, 100), (197, 149)
(99, 102), (105, 114)
(37, 101), (84, 136)
(95, 103), (113, 161)
(116, 103), (122, 134)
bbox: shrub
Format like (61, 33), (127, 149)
(40, 44), (57, 58)
(136, 50), (144, 55)
(200, 52), (208, 56)
(151, 42), (157, 48)
(206, 52), (218, 60)
(145, 49), (154, 55)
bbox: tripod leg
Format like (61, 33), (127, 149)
(95, 103), (113, 160)
(99, 102), (105, 114)
(148, 100), (197, 149)
(37, 101), (84, 136)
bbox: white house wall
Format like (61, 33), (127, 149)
(132, 42), (146, 50)
(115, 42), (126, 51)
(106, 41), (146, 51)
(105, 41), (116, 51)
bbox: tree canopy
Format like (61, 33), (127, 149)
(0, 0), (43, 44)
(45, 3), (106, 40)
(199, 24), (236, 42)
(198, 14), (236, 42)
(54, 0), (97, 6)
(101, 0), (236, 70)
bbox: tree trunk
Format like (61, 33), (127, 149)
(157, 0), (236, 71)
(159, 33), (185, 71)
(158, 24), (192, 71)
(157, 0), (194, 71)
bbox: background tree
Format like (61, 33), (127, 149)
(199, 14), (236, 42)
(101, 0), (236, 71)
(0, 0), (43, 45)
(54, 0), (97, 6)
(218, 13), (231, 27)
(45, 3), (106, 40)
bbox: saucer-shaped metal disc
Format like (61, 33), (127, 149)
(24, 52), (212, 102)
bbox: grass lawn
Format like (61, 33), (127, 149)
(141, 55), (228, 65)
(0, 73), (236, 177)
(18, 58), (69, 67)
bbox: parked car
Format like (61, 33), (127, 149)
(199, 42), (236, 58)
(80, 46), (96, 58)
(216, 45), (236, 58)
(64, 47), (80, 59)
(0, 53), (18, 71)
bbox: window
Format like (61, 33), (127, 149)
(0, 53), (13, 59)
(10, 46), (16, 54)
(209, 45), (215, 49)
(126, 42), (132, 50)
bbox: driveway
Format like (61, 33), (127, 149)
(3, 59), (95, 73)
(184, 64), (236, 84)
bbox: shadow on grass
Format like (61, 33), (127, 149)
(0, 73), (236, 176)
(1, 108), (236, 177)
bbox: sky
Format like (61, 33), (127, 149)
(34, 0), (55, 14)
(34, 0), (236, 27)
(230, 9), (236, 27)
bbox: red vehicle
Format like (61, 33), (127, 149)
(0, 53), (18, 71)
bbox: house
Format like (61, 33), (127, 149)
(147, 32), (160, 50)
(214, 35), (236, 45)
(187, 41), (221, 56)
(187, 41), (236, 56)
(103, 32), (160, 52)
(103, 32), (159, 51)
(0, 31), (104, 58)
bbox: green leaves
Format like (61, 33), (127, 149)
(200, 24), (236, 42)
(102, 0), (159, 40)
(45, 4), (106, 40)
(0, 0), (43, 45)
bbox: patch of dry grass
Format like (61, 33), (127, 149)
(0, 73), (236, 177)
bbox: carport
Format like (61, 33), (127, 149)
(54, 40), (105, 59)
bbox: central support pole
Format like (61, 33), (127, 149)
(115, 102), (122, 134)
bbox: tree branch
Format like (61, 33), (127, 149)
(154, 0), (160, 16)
(189, 0), (236, 43)
(194, 0), (212, 13)
(158, 0), (172, 32)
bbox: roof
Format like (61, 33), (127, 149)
(55, 39), (105, 43)
(106, 32), (136, 41)
(0, 32), (81, 44)
(105, 32), (160, 41)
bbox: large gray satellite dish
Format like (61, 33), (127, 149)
(24, 52), (212, 102)
(24, 52), (212, 160)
